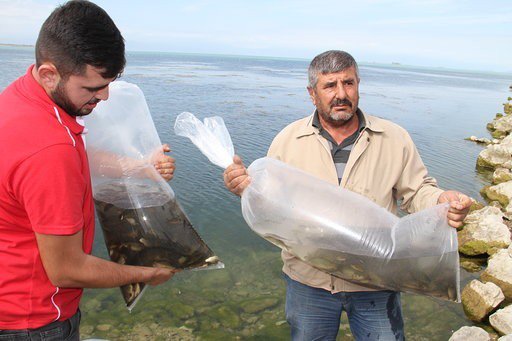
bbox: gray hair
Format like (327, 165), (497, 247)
(308, 50), (359, 88)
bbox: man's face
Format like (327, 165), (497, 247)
(308, 66), (360, 126)
(51, 65), (115, 117)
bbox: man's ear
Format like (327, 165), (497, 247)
(35, 63), (61, 92)
(307, 86), (317, 106)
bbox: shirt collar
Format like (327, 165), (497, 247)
(20, 65), (85, 135)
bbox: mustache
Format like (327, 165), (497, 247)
(87, 98), (101, 105)
(332, 98), (352, 107)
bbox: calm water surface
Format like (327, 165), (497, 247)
(1, 46), (511, 340)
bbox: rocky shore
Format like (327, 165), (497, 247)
(451, 94), (512, 340)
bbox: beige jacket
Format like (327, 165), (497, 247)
(267, 111), (444, 293)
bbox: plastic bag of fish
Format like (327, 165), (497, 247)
(86, 82), (223, 310)
(174, 112), (460, 302)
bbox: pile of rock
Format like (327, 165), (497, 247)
(452, 96), (512, 340)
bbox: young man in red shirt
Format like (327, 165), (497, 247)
(0, 1), (176, 338)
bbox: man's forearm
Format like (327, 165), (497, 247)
(53, 253), (159, 288)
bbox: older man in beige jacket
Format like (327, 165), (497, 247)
(224, 50), (471, 341)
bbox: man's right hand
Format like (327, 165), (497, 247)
(146, 266), (179, 286)
(223, 155), (250, 197)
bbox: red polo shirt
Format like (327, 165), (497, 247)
(0, 66), (95, 329)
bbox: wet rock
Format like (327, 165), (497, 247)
(487, 113), (512, 139)
(461, 279), (505, 322)
(241, 297), (280, 314)
(80, 325), (94, 336)
(478, 135), (512, 170)
(200, 269), (233, 289)
(96, 324), (112, 332)
(171, 301), (195, 320)
(82, 298), (101, 313)
(467, 136), (493, 145)
(214, 306), (241, 329)
(458, 206), (511, 256)
(481, 246), (512, 299)
(490, 305), (512, 335)
(481, 181), (512, 207)
(449, 326), (490, 341)
(460, 256), (486, 273)
(495, 168), (512, 184)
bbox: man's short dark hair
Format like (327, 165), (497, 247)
(308, 50), (359, 88)
(35, 0), (125, 79)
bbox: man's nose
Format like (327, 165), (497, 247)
(96, 86), (109, 101)
(335, 83), (346, 99)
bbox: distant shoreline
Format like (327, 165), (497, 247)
(0, 43), (34, 48)
(0, 44), (510, 75)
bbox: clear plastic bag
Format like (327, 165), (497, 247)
(175, 112), (460, 302)
(86, 82), (223, 311)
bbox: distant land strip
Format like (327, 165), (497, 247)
(0, 43), (34, 47)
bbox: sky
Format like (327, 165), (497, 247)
(0, 0), (511, 72)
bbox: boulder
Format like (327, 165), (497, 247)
(491, 305), (512, 335)
(458, 206), (511, 256)
(449, 326), (490, 341)
(481, 246), (512, 299)
(495, 168), (512, 184)
(487, 113), (512, 139)
(498, 335), (512, 340)
(478, 135), (512, 170)
(481, 181), (512, 207)
(461, 279), (505, 321)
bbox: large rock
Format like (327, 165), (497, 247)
(449, 326), (490, 341)
(458, 206), (511, 256)
(481, 181), (512, 207)
(491, 305), (512, 335)
(495, 168), (512, 184)
(481, 246), (512, 299)
(478, 135), (512, 170)
(498, 335), (512, 340)
(461, 279), (505, 321)
(487, 113), (512, 139)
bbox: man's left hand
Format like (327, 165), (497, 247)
(153, 144), (175, 181)
(438, 190), (472, 228)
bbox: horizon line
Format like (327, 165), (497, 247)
(1, 43), (511, 76)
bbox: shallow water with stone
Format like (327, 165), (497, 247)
(1, 45), (511, 339)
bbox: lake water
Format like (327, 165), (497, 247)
(1, 45), (511, 340)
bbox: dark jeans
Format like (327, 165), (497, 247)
(284, 274), (404, 341)
(0, 310), (80, 341)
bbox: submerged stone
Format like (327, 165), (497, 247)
(241, 297), (280, 314)
(214, 306), (241, 329)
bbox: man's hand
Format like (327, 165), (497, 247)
(152, 144), (175, 181)
(438, 190), (472, 228)
(224, 155), (250, 196)
(146, 266), (180, 286)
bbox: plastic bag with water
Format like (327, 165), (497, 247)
(174, 112), (460, 302)
(86, 83), (223, 311)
